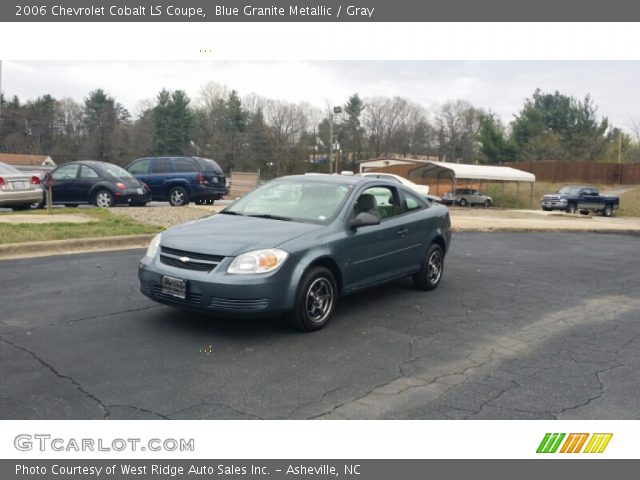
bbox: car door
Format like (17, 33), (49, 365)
(147, 158), (173, 198)
(578, 188), (601, 211)
(339, 185), (414, 291)
(396, 189), (434, 269)
(74, 165), (101, 203)
(127, 158), (152, 186)
(50, 164), (80, 203)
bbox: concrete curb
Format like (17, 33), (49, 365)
(0, 234), (156, 260)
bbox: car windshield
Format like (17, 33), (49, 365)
(558, 187), (582, 195)
(225, 179), (352, 224)
(101, 163), (133, 178)
(0, 163), (21, 175)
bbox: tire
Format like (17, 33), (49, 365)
(94, 190), (114, 208)
(413, 243), (444, 291)
(542, 207), (551, 212)
(602, 204), (613, 217)
(484, 199), (492, 208)
(580, 210), (589, 215)
(287, 266), (337, 332)
(459, 198), (468, 207)
(168, 186), (189, 206)
(566, 203), (577, 214)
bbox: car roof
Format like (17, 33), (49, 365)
(278, 174), (395, 187)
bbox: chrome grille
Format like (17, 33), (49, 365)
(160, 246), (224, 272)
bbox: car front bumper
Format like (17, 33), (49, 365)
(541, 200), (568, 210)
(138, 254), (302, 318)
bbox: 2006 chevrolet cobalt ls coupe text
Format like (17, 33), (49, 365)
(139, 174), (452, 331)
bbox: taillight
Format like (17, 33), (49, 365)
(31, 176), (41, 185)
(116, 182), (126, 190)
(142, 182), (149, 190)
(0, 177), (5, 187)
(196, 174), (206, 184)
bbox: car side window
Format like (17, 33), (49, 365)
(402, 191), (426, 212)
(52, 164), (79, 180)
(79, 166), (100, 179)
(128, 159), (151, 175)
(354, 186), (399, 220)
(174, 158), (196, 173)
(151, 158), (173, 174)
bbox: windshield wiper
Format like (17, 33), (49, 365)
(247, 214), (293, 221)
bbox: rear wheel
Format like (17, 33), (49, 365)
(287, 266), (337, 332)
(566, 203), (577, 214)
(459, 198), (468, 207)
(94, 190), (114, 208)
(413, 243), (444, 291)
(602, 204), (613, 217)
(168, 186), (189, 206)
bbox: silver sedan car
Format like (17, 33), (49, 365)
(0, 162), (44, 210)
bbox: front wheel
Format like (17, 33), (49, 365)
(287, 266), (337, 332)
(168, 187), (189, 206)
(94, 190), (114, 208)
(413, 243), (444, 291)
(602, 204), (613, 217)
(484, 199), (492, 208)
(459, 198), (468, 207)
(566, 203), (577, 214)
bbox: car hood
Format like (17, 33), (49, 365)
(161, 214), (322, 257)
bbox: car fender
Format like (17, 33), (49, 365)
(163, 179), (192, 194)
(87, 182), (116, 202)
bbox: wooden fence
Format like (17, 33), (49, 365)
(505, 161), (640, 185)
(226, 170), (260, 199)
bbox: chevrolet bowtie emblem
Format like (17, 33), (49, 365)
(179, 256), (190, 263)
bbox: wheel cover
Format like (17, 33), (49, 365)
(171, 189), (185, 205)
(305, 277), (334, 324)
(96, 192), (111, 208)
(427, 250), (443, 284)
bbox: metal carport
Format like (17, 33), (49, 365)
(407, 161), (537, 208)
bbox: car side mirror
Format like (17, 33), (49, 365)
(348, 212), (380, 229)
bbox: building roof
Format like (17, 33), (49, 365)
(409, 161), (536, 183)
(0, 153), (54, 166)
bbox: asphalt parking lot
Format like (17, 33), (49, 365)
(1, 232), (639, 420)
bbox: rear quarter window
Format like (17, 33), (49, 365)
(195, 157), (223, 173)
(174, 158), (197, 173)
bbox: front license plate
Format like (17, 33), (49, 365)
(12, 181), (27, 190)
(161, 275), (186, 299)
(136, 188), (143, 194)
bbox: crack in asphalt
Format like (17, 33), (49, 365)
(107, 404), (170, 420)
(311, 295), (640, 419)
(0, 336), (111, 419)
(3, 304), (162, 338)
(166, 400), (265, 420)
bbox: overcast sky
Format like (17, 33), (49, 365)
(2, 60), (639, 131)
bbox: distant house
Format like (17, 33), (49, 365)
(0, 153), (57, 168)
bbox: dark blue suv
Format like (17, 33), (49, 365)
(126, 157), (228, 206)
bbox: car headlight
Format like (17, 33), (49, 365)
(145, 234), (162, 259)
(227, 249), (288, 274)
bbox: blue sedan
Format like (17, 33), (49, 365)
(139, 174), (452, 331)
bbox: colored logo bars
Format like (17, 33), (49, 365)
(537, 433), (613, 454)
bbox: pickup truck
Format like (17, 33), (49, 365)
(541, 186), (620, 217)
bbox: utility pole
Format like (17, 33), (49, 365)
(618, 130), (623, 164)
(328, 105), (342, 173)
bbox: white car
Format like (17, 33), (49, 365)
(358, 172), (430, 197)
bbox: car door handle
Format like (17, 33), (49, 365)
(397, 229), (408, 237)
